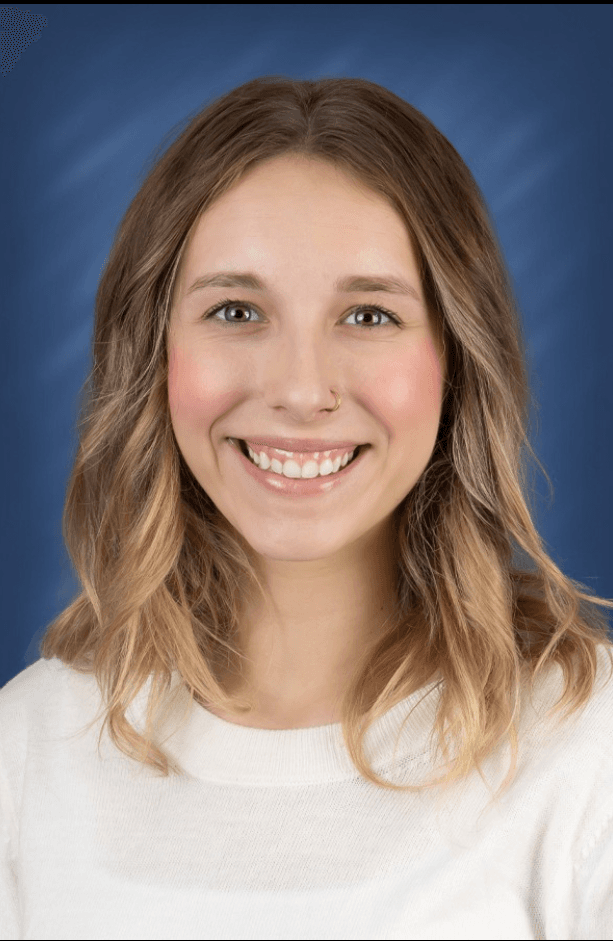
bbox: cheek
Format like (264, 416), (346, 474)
(168, 344), (236, 430)
(364, 336), (443, 435)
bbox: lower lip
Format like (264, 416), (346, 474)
(227, 439), (370, 497)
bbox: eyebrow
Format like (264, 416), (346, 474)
(185, 271), (422, 304)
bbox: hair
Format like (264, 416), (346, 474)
(40, 75), (613, 805)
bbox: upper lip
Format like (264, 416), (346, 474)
(229, 436), (366, 452)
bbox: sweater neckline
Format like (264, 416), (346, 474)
(131, 673), (444, 786)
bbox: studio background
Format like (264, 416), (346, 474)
(2, 3), (612, 690)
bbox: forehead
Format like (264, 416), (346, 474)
(207, 154), (395, 213)
(180, 156), (418, 276)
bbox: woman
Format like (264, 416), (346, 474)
(1, 75), (612, 940)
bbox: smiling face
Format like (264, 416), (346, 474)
(167, 154), (446, 570)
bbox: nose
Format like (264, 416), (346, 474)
(257, 333), (344, 419)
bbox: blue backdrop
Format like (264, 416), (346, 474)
(2, 4), (612, 689)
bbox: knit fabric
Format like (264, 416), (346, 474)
(1, 648), (612, 940)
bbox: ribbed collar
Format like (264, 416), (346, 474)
(127, 674), (444, 786)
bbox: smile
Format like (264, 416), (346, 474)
(227, 438), (370, 497)
(237, 439), (363, 478)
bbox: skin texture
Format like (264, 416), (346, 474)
(167, 154), (446, 728)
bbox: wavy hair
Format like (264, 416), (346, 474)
(40, 75), (613, 803)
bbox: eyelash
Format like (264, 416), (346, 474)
(201, 297), (401, 329)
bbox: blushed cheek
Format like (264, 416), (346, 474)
(168, 343), (239, 431)
(363, 336), (444, 436)
(167, 344), (190, 421)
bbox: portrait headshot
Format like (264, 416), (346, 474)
(2, 5), (613, 939)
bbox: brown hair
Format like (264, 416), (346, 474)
(40, 75), (613, 803)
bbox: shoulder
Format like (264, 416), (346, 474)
(515, 642), (613, 849)
(0, 658), (103, 771)
(520, 641), (613, 754)
(0, 656), (93, 719)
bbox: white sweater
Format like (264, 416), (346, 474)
(1, 649), (613, 941)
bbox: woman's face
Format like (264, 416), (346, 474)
(168, 154), (445, 564)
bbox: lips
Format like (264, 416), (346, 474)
(230, 436), (364, 452)
(228, 434), (369, 496)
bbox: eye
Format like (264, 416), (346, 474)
(343, 305), (399, 328)
(203, 300), (260, 325)
(202, 298), (401, 329)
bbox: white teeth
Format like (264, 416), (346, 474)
(245, 444), (357, 478)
